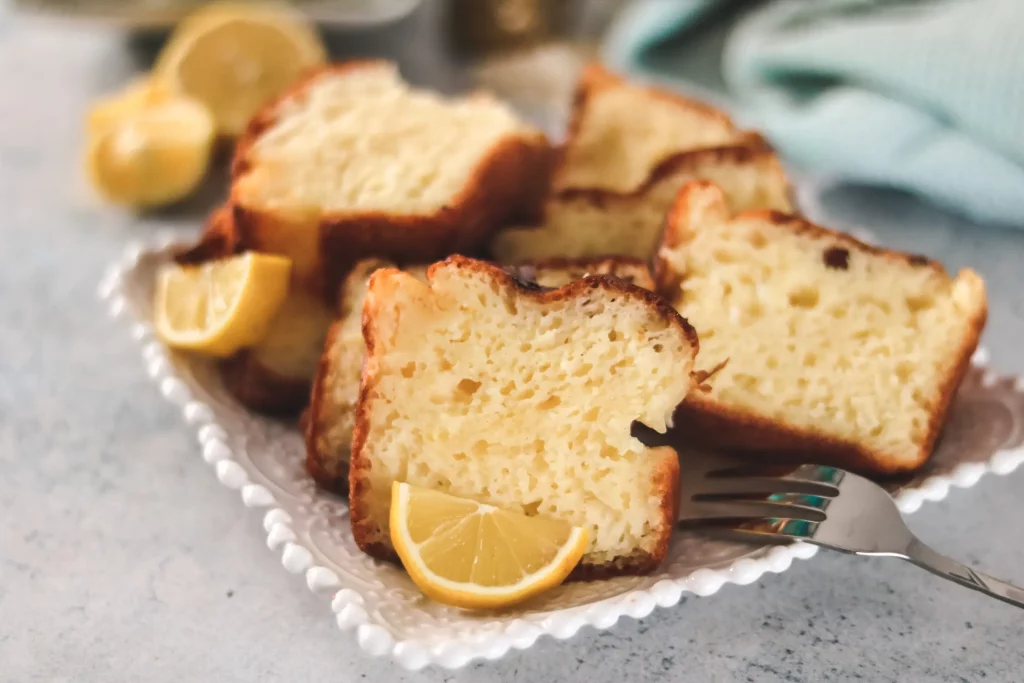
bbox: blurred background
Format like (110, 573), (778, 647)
(8, 0), (1021, 227)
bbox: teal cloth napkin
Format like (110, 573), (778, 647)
(603, 0), (1024, 227)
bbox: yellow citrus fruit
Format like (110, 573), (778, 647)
(390, 482), (589, 609)
(155, 2), (327, 136)
(86, 76), (173, 137)
(154, 252), (292, 357)
(85, 96), (215, 209)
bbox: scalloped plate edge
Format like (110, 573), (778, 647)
(99, 233), (1024, 670)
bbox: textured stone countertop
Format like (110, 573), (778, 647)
(3, 4), (1024, 682)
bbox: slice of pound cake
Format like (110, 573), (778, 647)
(348, 256), (697, 576)
(553, 63), (742, 194)
(492, 139), (793, 263)
(230, 60), (550, 297)
(656, 182), (987, 474)
(305, 256), (656, 492)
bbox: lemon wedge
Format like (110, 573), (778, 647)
(155, 2), (326, 136)
(390, 482), (589, 609)
(85, 96), (215, 209)
(154, 252), (292, 357)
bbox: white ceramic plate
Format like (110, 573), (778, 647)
(99, 235), (1024, 670)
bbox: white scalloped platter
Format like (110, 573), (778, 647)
(100, 236), (1024, 670)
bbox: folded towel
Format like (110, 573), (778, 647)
(604, 0), (1024, 227)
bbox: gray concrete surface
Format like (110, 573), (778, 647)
(2, 4), (1023, 682)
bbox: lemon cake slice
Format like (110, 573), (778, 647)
(222, 290), (336, 414)
(348, 256), (697, 576)
(492, 139), (793, 263)
(230, 60), (551, 297)
(655, 182), (987, 474)
(306, 256), (656, 492)
(553, 63), (742, 194)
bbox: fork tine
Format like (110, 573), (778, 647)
(691, 523), (819, 544)
(681, 498), (827, 523)
(691, 475), (840, 499)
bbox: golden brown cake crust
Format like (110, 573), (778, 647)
(230, 61), (552, 300)
(305, 320), (347, 491)
(509, 256), (656, 290)
(173, 204), (241, 266)
(348, 255), (696, 578)
(656, 182), (987, 475)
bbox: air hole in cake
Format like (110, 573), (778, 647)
(608, 329), (619, 342)
(653, 344), (664, 353)
(520, 342), (532, 352)
(538, 395), (561, 410)
(767, 356), (779, 369)
(531, 452), (549, 473)
(439, 358), (453, 371)
(713, 248), (738, 264)
(895, 361), (914, 382)
(452, 451), (468, 462)
(749, 232), (768, 249)
(823, 246), (850, 270)
(572, 363), (594, 377)
(735, 374), (758, 390)
(906, 294), (935, 313)
(400, 362), (416, 378)
(823, 305), (847, 319)
(803, 353), (817, 368)
(788, 286), (820, 309)
(522, 500), (541, 516)
(456, 378), (481, 395)
(471, 440), (488, 455)
(601, 444), (621, 461)
(499, 381), (516, 396)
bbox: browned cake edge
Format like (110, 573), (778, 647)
(494, 139), (796, 262)
(656, 182), (988, 475)
(552, 62), (739, 195)
(229, 60), (552, 300)
(304, 320), (348, 491)
(513, 255), (656, 290)
(219, 350), (314, 416)
(348, 255), (697, 577)
(305, 258), (398, 494)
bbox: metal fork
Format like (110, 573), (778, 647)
(680, 464), (1024, 609)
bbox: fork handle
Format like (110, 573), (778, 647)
(905, 537), (1024, 609)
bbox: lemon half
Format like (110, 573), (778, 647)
(85, 95), (215, 209)
(155, 3), (327, 136)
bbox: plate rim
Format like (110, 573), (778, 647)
(98, 232), (1024, 670)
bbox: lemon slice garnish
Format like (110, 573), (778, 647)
(154, 252), (292, 357)
(155, 2), (326, 136)
(390, 482), (589, 609)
